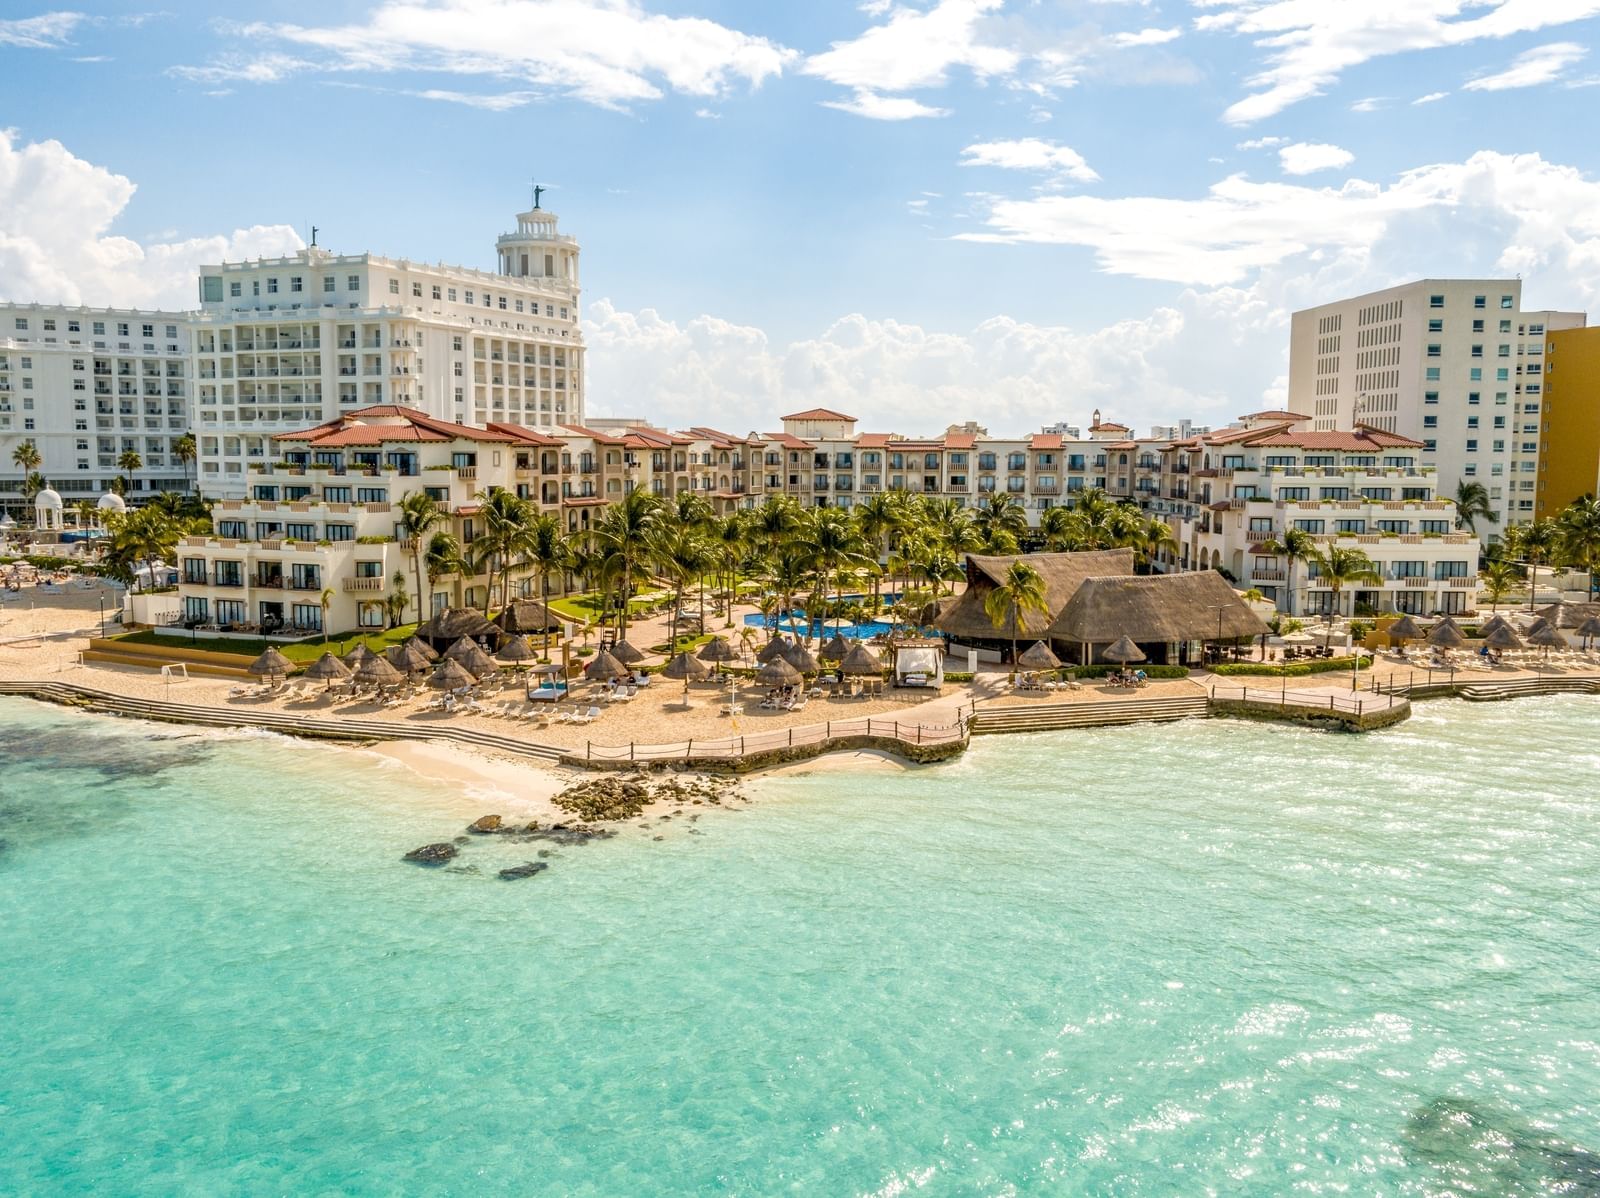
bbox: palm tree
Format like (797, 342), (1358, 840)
(1555, 494), (1600, 600)
(11, 440), (41, 482)
(1503, 518), (1559, 613)
(525, 511), (570, 609)
(1263, 526), (1318, 616)
(397, 491), (444, 623)
(471, 488), (534, 614)
(973, 493), (1028, 552)
(1037, 505), (1082, 551)
(982, 560), (1051, 679)
(1451, 479), (1499, 536)
(671, 490), (713, 532)
(173, 434), (197, 493)
(103, 504), (201, 593)
(1308, 545), (1381, 639)
(656, 524), (713, 648)
(423, 531), (468, 614)
(117, 449), (143, 497)
(802, 506), (870, 635)
(712, 513), (748, 625)
(319, 587), (335, 642)
(854, 492), (900, 613)
(593, 489), (665, 635)
(1132, 515), (1178, 573)
(1480, 558), (1521, 612)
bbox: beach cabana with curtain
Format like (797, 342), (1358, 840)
(891, 636), (945, 687)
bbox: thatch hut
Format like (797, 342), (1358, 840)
(444, 636), (497, 677)
(583, 649), (631, 681)
(415, 607), (500, 653)
(1016, 640), (1062, 670)
(838, 642), (884, 677)
(1051, 571), (1268, 665)
(304, 651), (351, 690)
(1535, 601), (1600, 630)
(934, 549), (1136, 644)
(756, 635), (793, 664)
(246, 647), (294, 679)
(494, 598), (563, 636)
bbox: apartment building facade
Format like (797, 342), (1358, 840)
(1534, 326), (1600, 518)
(1287, 279), (1586, 533)
(0, 304), (192, 506)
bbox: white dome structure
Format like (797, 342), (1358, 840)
(34, 487), (63, 532)
(96, 491), (126, 513)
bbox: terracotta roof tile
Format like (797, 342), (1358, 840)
(782, 407), (856, 422)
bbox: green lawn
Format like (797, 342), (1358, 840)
(115, 624), (419, 665)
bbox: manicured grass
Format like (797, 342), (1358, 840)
(115, 624), (419, 665)
(547, 591), (668, 623)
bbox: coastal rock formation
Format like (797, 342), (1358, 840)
(467, 815), (504, 834)
(551, 773), (742, 822)
(498, 861), (549, 881)
(403, 842), (459, 865)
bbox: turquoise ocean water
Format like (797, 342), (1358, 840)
(3, 696), (1599, 1195)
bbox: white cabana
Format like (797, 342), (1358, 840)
(891, 637), (944, 688)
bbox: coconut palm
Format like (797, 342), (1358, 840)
(854, 491), (901, 613)
(656, 523), (714, 648)
(1036, 505), (1081, 551)
(173, 433), (197, 493)
(983, 560), (1052, 679)
(524, 510), (570, 608)
(592, 488), (665, 635)
(1480, 558), (1521, 612)
(1132, 515), (1178, 572)
(117, 449), (143, 496)
(423, 531), (468, 613)
(671, 490), (713, 532)
(1262, 526), (1318, 616)
(11, 440), (41, 481)
(973, 493), (1028, 551)
(397, 490), (444, 625)
(1451, 479), (1499, 536)
(470, 488), (534, 614)
(1503, 517), (1560, 612)
(802, 506), (871, 632)
(1555, 494), (1600, 600)
(1308, 545), (1381, 633)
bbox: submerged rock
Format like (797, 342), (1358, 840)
(467, 814), (503, 834)
(403, 842), (459, 866)
(498, 861), (549, 881)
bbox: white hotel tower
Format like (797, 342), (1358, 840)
(190, 206), (584, 498)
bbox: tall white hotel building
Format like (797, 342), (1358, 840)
(0, 204), (585, 505)
(1287, 279), (1586, 533)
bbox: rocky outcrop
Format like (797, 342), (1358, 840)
(403, 842), (459, 865)
(550, 772), (742, 821)
(498, 861), (549, 881)
(467, 814), (504, 834)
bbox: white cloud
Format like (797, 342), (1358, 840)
(167, 53), (308, 85)
(1278, 142), (1354, 175)
(408, 88), (538, 110)
(959, 138), (1100, 182)
(820, 89), (950, 119)
(1236, 135), (1287, 150)
(1198, 0), (1600, 123)
(1464, 40), (1588, 90)
(1349, 96), (1387, 112)
(174, 0), (796, 110)
(954, 150), (1600, 302)
(1105, 27), (1181, 47)
(0, 131), (302, 310)
(0, 12), (86, 48)
(1413, 90), (1450, 104)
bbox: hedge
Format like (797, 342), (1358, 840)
(1072, 664), (1190, 679)
(1212, 656), (1371, 677)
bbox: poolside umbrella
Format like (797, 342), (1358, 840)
(1017, 640), (1062, 670)
(496, 634), (537, 665)
(756, 655), (803, 686)
(246, 646), (293, 680)
(609, 638), (646, 666)
(1524, 621), (1564, 658)
(354, 653), (405, 688)
(838, 642), (883, 676)
(1385, 615), (1422, 647)
(1482, 623), (1523, 651)
(756, 635), (793, 664)
(342, 643), (376, 669)
(444, 636), (497, 678)
(304, 651), (351, 691)
(428, 658), (477, 691)
(819, 632), (851, 663)
(697, 635), (739, 675)
(583, 648), (630, 682)
(660, 650), (710, 701)
(1427, 621), (1466, 649)
(1101, 635), (1146, 665)
(386, 641), (432, 675)
(1577, 614), (1600, 649)
(780, 640), (819, 674)
(406, 635), (439, 662)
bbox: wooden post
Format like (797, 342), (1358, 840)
(586, 740), (591, 761)
(686, 739), (692, 761)
(629, 742), (634, 762)
(787, 727), (792, 747)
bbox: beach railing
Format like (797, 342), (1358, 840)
(1209, 683), (1390, 717)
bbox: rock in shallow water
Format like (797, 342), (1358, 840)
(498, 861), (549, 881)
(467, 815), (503, 834)
(403, 842), (459, 865)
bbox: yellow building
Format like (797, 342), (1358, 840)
(1537, 327), (1600, 518)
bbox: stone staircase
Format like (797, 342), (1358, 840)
(79, 637), (256, 679)
(970, 694), (1209, 735)
(1458, 676), (1600, 701)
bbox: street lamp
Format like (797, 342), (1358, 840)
(97, 592), (105, 638)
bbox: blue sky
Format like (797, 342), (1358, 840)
(4, 1), (1600, 435)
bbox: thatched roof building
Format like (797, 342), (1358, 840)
(1535, 601), (1600, 630)
(1053, 572), (1269, 662)
(934, 549), (1136, 641)
(495, 599), (563, 635)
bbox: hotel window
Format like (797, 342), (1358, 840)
(1473, 295), (1485, 309)
(290, 277), (303, 293)
(358, 602), (385, 628)
(93, 321), (105, 335)
(1501, 295), (1514, 308)
(1393, 560), (1426, 578)
(464, 291), (474, 305)
(978, 453), (996, 470)
(356, 487), (386, 503)
(1496, 368), (1509, 381)
(266, 278), (278, 294)
(412, 282), (422, 297)
(1423, 415), (1437, 429)
(325, 523), (354, 542)
(323, 276), (336, 292)
(1467, 391), (1480, 405)
(389, 279), (400, 294)
(285, 522), (316, 540)
(1335, 519), (1366, 534)
(1472, 319), (1484, 333)
(1376, 520), (1410, 534)
(1470, 344), (1482, 358)
(1426, 367), (1440, 381)
(447, 289), (456, 302)
(1435, 560), (1469, 579)
(1321, 487), (1349, 499)
(1497, 344), (1511, 357)
(1280, 486), (1309, 501)
(1430, 295), (1445, 308)
(1424, 439), (1437, 451)
(1493, 415), (1505, 429)
(1294, 519), (1325, 533)
(347, 275), (361, 291)
(1470, 368), (1482, 381)
(215, 600), (245, 624)
(291, 603), (322, 631)
(1007, 453), (1026, 470)
(433, 286), (442, 300)
(1465, 439), (1478, 452)
(1421, 520), (1450, 534)
(1249, 516), (1273, 532)
(1424, 391), (1438, 404)
(1426, 343), (1441, 358)
(1427, 319), (1443, 333)
(1467, 417), (1479, 430)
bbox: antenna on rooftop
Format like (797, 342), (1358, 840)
(310, 225), (319, 248)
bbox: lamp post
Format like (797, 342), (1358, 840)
(1206, 602), (1237, 665)
(97, 592), (105, 638)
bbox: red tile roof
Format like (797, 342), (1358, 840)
(1240, 409), (1308, 421)
(943, 431), (976, 449)
(763, 432), (816, 449)
(782, 407), (856, 423)
(485, 421), (566, 447)
(1090, 420), (1130, 432)
(276, 405), (519, 446)
(1243, 425), (1425, 450)
(1030, 433), (1063, 450)
(856, 433), (893, 449)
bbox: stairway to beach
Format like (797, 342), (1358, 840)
(969, 694), (1209, 734)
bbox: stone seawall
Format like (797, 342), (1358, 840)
(1209, 697), (1411, 732)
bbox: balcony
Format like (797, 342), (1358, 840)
(342, 576), (386, 592)
(455, 466), (477, 480)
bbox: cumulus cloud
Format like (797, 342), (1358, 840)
(1236, 135), (1287, 150)
(821, 89), (950, 119)
(171, 0), (796, 110)
(804, 0), (1016, 95)
(1105, 27), (1181, 47)
(1278, 142), (1354, 175)
(959, 138), (1099, 182)
(0, 131), (302, 310)
(1198, 0), (1600, 123)
(1413, 90), (1450, 104)
(1464, 41), (1588, 90)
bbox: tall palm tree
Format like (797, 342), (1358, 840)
(973, 492), (1028, 551)
(471, 488), (534, 614)
(983, 560), (1051, 679)
(1480, 558), (1521, 612)
(525, 510), (570, 608)
(1451, 479), (1499, 536)
(656, 524), (713, 648)
(671, 490), (713, 532)
(1263, 526), (1318, 616)
(173, 434), (197, 494)
(1503, 517), (1559, 613)
(593, 489), (665, 635)
(117, 449), (143, 497)
(423, 531), (468, 614)
(802, 506), (871, 636)
(1132, 515), (1178, 572)
(1308, 545), (1381, 636)
(397, 491), (444, 622)
(712, 513), (748, 625)
(855, 492), (902, 612)
(1555, 494), (1600, 600)
(11, 440), (41, 480)
(319, 587), (335, 642)
(1037, 505), (1082, 551)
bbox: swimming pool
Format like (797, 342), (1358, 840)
(743, 610), (903, 640)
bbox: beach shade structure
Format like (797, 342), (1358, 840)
(303, 651), (351, 691)
(1427, 621), (1466, 650)
(755, 655), (804, 687)
(1279, 630), (1319, 645)
(428, 658), (477, 691)
(342, 643), (376, 669)
(414, 607), (500, 652)
(444, 636), (498, 678)
(1524, 621), (1565, 658)
(756, 635), (793, 664)
(609, 638), (646, 666)
(406, 635), (439, 662)
(385, 641), (433, 676)
(819, 632), (851, 663)
(496, 634), (538, 666)
(583, 648), (631, 682)
(837, 642), (884, 677)
(696, 635), (739, 674)
(1482, 623), (1524, 652)
(494, 598), (562, 636)
(1016, 640), (1062, 671)
(354, 653), (405, 689)
(1577, 614), (1600, 648)
(660, 650), (711, 702)
(246, 646), (294, 681)
(1477, 614), (1512, 638)
(1101, 635), (1147, 665)
(1385, 615), (1423, 647)
(782, 641), (822, 675)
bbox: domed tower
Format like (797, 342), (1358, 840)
(496, 203), (580, 290)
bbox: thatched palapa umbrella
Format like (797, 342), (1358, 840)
(1101, 635), (1146, 664)
(1477, 614), (1512, 638)
(1385, 615), (1422, 648)
(354, 653), (405, 689)
(497, 634), (537, 665)
(783, 642), (821, 675)
(1427, 621), (1466, 650)
(406, 635), (439, 662)
(386, 641), (432, 675)
(342, 642), (376, 669)
(660, 650), (710, 702)
(610, 638), (646, 667)
(246, 646), (294, 681)
(583, 648), (630, 682)
(444, 636), (497, 678)
(819, 633), (851, 663)
(304, 651), (351, 691)
(837, 642), (883, 677)
(1576, 614), (1600, 649)
(756, 635), (793, 664)
(1482, 623), (1523, 652)
(697, 635), (739, 674)
(1016, 640), (1062, 670)
(429, 658), (477, 691)
(756, 655), (803, 686)
(1523, 621), (1564, 658)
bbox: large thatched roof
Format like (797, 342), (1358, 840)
(495, 599), (563, 634)
(1053, 571), (1269, 646)
(934, 549), (1136, 640)
(1536, 601), (1600, 630)
(416, 607), (500, 648)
